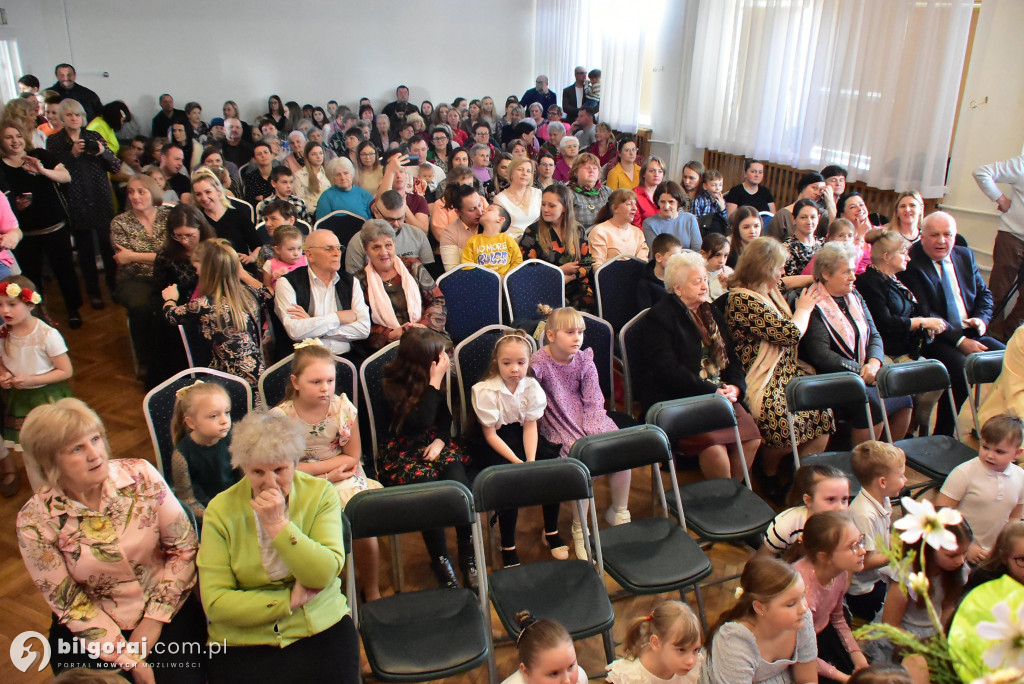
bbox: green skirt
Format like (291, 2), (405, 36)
(4, 382), (74, 443)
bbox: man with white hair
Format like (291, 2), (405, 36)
(898, 211), (1005, 433)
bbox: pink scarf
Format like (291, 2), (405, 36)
(809, 281), (868, 362)
(363, 258), (422, 331)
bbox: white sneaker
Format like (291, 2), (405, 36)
(571, 522), (589, 561)
(606, 507), (631, 526)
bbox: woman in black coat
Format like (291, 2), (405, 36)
(640, 251), (761, 480)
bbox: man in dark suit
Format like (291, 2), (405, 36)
(898, 211), (1005, 434)
(561, 66), (587, 124)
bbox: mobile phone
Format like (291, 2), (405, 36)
(402, 155), (420, 166)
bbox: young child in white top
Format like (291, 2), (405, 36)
(606, 600), (704, 684)
(759, 464), (850, 558)
(501, 610), (589, 684)
(0, 277), (73, 495)
(935, 413), (1024, 564)
(847, 441), (907, 621)
(471, 330), (567, 567)
(701, 233), (732, 302)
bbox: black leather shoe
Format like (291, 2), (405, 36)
(458, 544), (479, 591)
(68, 310), (83, 329)
(431, 555), (460, 589)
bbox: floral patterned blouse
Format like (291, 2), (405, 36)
(784, 235), (823, 277)
(16, 458), (198, 668)
(273, 394), (357, 463)
(109, 206), (170, 281)
(519, 220), (595, 311)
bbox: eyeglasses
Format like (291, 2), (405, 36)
(846, 535), (867, 553)
(172, 232), (200, 243)
(308, 245), (342, 253)
(380, 214), (404, 225)
(431, 136), (447, 142)
(1012, 556), (1024, 567)
(359, 152), (378, 158)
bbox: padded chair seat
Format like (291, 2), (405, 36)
(488, 560), (614, 639)
(670, 479), (775, 542)
(597, 518), (712, 593)
(358, 588), (489, 681)
(896, 435), (976, 481)
(801, 452), (861, 497)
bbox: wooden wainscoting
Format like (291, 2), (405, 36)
(703, 150), (940, 221)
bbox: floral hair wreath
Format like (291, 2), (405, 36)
(174, 379), (205, 399)
(294, 338), (325, 350)
(3, 282), (42, 305)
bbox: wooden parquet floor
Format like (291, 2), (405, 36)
(0, 277), (787, 683)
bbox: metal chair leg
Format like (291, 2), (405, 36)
(602, 628), (616, 663)
(690, 584), (708, 633)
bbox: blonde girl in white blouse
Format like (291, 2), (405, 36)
(495, 157), (543, 242)
(470, 330), (568, 566)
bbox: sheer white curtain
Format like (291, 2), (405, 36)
(534, 0), (652, 132)
(683, 0), (973, 197)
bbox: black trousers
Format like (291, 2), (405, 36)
(208, 615), (360, 684)
(922, 336), (1004, 435)
(420, 459), (474, 559)
(48, 592), (207, 684)
(14, 227), (83, 313)
(72, 219), (117, 298)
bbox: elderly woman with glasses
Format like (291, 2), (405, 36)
(315, 157), (373, 221)
(353, 219), (447, 351)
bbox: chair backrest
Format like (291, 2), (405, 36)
(759, 211), (774, 228)
(295, 219), (312, 235)
(143, 368), (253, 476)
(595, 257), (646, 333)
(313, 210), (365, 249)
(965, 350), (1006, 434)
(619, 308), (650, 415)
(571, 424), (672, 477)
(178, 322), (212, 368)
(230, 196), (255, 223)
(345, 480), (476, 539)
(436, 264), (502, 344)
(580, 312), (614, 402)
(473, 458), (592, 512)
(503, 259), (565, 323)
(360, 341), (401, 462)
(454, 325), (515, 429)
(258, 353), (358, 409)
(877, 359), (959, 439)
(785, 372), (869, 413)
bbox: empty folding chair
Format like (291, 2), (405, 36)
(877, 359), (977, 490)
(436, 264), (502, 345)
(646, 395), (775, 545)
(595, 257), (646, 334)
(572, 425), (713, 626)
(965, 350), (1006, 435)
(784, 372), (874, 495)
(473, 459), (616, 663)
(345, 481), (494, 682)
(618, 308), (651, 418)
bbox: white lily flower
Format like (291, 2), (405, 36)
(977, 602), (1024, 671)
(972, 666), (1024, 684)
(907, 571), (929, 599)
(893, 497), (963, 550)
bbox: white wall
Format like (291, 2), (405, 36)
(0, 0), (536, 127)
(941, 0), (1024, 273)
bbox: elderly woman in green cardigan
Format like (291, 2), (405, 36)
(198, 411), (359, 684)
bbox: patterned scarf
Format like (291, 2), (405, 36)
(809, 281), (868, 362)
(686, 301), (728, 381)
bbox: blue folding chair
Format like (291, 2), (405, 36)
(503, 259), (565, 323)
(229, 196), (255, 223)
(581, 311), (614, 407)
(618, 308), (651, 417)
(437, 264), (502, 344)
(453, 325), (535, 429)
(143, 368), (253, 476)
(595, 257), (646, 334)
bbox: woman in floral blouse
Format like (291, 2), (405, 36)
(16, 398), (205, 683)
(519, 184), (594, 311)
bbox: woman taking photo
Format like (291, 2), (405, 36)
(111, 174), (169, 372)
(199, 411), (358, 684)
(605, 137), (640, 190)
(0, 120), (82, 327)
(633, 156), (666, 228)
(47, 98), (122, 309)
(520, 184), (594, 311)
(191, 167), (262, 266)
(641, 252), (761, 480)
(726, 237), (832, 493)
(17, 398), (206, 683)
(494, 157), (542, 241)
(293, 141), (330, 215)
(567, 153), (610, 231)
(353, 220), (447, 351)
(799, 242), (913, 442)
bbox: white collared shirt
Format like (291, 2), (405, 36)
(940, 457), (1024, 550)
(471, 375), (547, 429)
(274, 268), (371, 354)
(848, 488), (893, 595)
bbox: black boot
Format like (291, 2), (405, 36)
(458, 542), (479, 591)
(431, 555), (460, 589)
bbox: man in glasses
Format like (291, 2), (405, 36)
(562, 66), (588, 124)
(521, 75), (556, 114)
(344, 191), (433, 274)
(274, 229), (370, 361)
